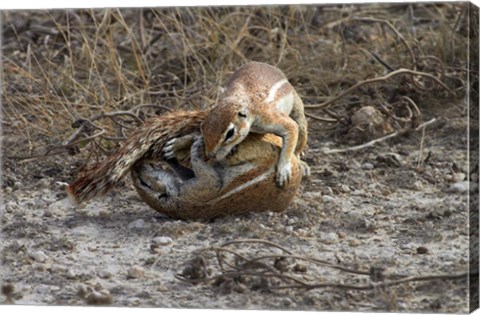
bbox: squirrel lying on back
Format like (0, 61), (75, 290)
(67, 62), (309, 205)
(131, 130), (302, 220)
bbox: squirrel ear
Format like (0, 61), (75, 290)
(238, 110), (248, 118)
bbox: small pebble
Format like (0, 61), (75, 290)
(399, 243), (413, 250)
(86, 290), (113, 305)
(128, 265), (145, 279)
(128, 219), (145, 230)
(349, 239), (362, 247)
(320, 232), (338, 244)
(285, 226), (294, 233)
(152, 236), (173, 246)
(37, 178), (51, 188)
(413, 181), (423, 191)
(65, 269), (76, 279)
(452, 173), (466, 183)
(449, 181), (470, 194)
(347, 159), (361, 170)
(1, 283), (14, 296)
(417, 246), (429, 254)
(293, 263), (307, 273)
(29, 250), (48, 263)
(98, 270), (113, 279)
(296, 228), (308, 237)
(362, 162), (374, 170)
(339, 184), (351, 193)
(322, 195), (335, 203)
(287, 218), (297, 225)
(4, 187), (13, 194)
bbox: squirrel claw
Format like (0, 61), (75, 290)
(276, 162), (292, 187)
(300, 161), (311, 178)
(162, 140), (177, 160)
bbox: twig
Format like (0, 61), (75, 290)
(352, 17), (416, 70)
(176, 238), (470, 293)
(306, 112), (338, 122)
(220, 239), (294, 255)
(304, 69), (455, 109)
(270, 272), (469, 291)
(359, 48), (396, 72)
(315, 118), (436, 154)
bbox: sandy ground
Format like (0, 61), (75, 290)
(1, 100), (473, 312)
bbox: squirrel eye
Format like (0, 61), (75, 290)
(225, 127), (235, 141)
(238, 111), (247, 118)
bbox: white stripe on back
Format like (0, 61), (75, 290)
(207, 169), (274, 204)
(266, 79), (288, 103)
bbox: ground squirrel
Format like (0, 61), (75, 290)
(131, 132), (302, 220)
(67, 110), (303, 214)
(67, 62), (309, 203)
(198, 62), (309, 187)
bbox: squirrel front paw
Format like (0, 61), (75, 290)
(190, 136), (206, 161)
(276, 161), (292, 187)
(163, 135), (195, 160)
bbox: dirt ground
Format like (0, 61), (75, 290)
(0, 3), (477, 313)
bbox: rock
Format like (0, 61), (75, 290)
(37, 178), (51, 188)
(33, 284), (52, 294)
(29, 250), (48, 263)
(362, 162), (374, 170)
(128, 219), (145, 230)
(399, 243), (414, 250)
(417, 246), (429, 254)
(65, 269), (76, 279)
(449, 181), (470, 193)
(294, 263), (307, 273)
(452, 173), (466, 183)
(339, 184), (351, 193)
(322, 195), (335, 203)
(128, 265), (145, 279)
(320, 232), (338, 244)
(285, 226), (294, 233)
(86, 289), (112, 305)
(296, 228), (308, 237)
(413, 181), (423, 191)
(152, 236), (173, 246)
(5, 202), (18, 213)
(347, 159), (361, 170)
(98, 270), (113, 279)
(349, 239), (361, 247)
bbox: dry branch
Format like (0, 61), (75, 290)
(175, 238), (469, 292)
(315, 118), (437, 154)
(304, 68), (455, 109)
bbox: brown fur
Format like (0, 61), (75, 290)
(200, 62), (309, 185)
(131, 133), (302, 220)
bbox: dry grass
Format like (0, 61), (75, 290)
(1, 3), (469, 159)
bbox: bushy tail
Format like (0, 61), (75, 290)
(67, 110), (208, 204)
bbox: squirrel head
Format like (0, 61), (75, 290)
(201, 98), (251, 160)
